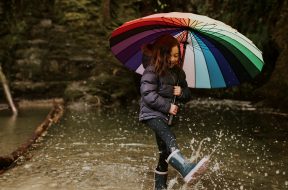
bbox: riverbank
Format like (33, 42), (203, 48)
(0, 98), (64, 110)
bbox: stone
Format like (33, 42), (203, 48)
(40, 19), (52, 28)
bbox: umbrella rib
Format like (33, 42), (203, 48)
(180, 31), (189, 66)
(194, 30), (253, 82)
(197, 25), (263, 59)
(190, 20), (199, 28)
(200, 29), (264, 71)
(206, 39), (239, 86)
(192, 35), (197, 88)
(161, 17), (189, 28)
(110, 24), (180, 46)
(192, 22), (264, 69)
(195, 31), (231, 88)
(176, 30), (188, 44)
(192, 33), (197, 88)
(187, 32), (199, 88)
(191, 31), (212, 88)
(119, 29), (184, 65)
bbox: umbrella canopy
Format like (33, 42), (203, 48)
(109, 12), (264, 88)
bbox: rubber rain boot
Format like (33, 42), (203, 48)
(166, 149), (209, 183)
(154, 170), (168, 190)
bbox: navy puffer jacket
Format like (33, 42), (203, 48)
(139, 64), (191, 122)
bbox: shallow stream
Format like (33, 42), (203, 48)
(0, 99), (287, 189)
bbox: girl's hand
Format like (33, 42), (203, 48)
(173, 86), (182, 96)
(169, 104), (178, 115)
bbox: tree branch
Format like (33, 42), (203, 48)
(0, 65), (18, 115)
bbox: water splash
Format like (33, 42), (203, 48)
(188, 137), (211, 162)
(167, 177), (178, 189)
(166, 136), (216, 189)
(166, 128), (261, 189)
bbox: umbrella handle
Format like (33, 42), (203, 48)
(168, 76), (179, 126)
(168, 114), (173, 125)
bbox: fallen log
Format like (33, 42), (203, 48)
(0, 102), (64, 173)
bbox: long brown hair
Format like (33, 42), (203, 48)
(151, 34), (181, 76)
(141, 43), (154, 68)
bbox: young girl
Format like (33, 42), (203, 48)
(139, 34), (209, 189)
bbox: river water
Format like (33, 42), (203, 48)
(0, 99), (287, 190)
(0, 108), (51, 155)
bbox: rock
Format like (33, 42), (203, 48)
(40, 19), (52, 28)
(0, 156), (13, 170)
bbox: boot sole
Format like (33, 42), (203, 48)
(183, 156), (209, 184)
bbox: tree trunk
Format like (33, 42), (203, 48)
(102, 0), (111, 24)
(0, 65), (18, 115)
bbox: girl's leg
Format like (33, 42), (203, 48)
(145, 118), (209, 184)
(145, 118), (178, 153)
(145, 118), (174, 190)
(155, 134), (169, 172)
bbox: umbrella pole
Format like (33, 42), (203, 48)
(168, 41), (187, 126)
(168, 95), (176, 125)
(168, 71), (180, 126)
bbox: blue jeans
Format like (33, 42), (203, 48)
(144, 118), (178, 172)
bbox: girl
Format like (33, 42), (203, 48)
(139, 34), (209, 190)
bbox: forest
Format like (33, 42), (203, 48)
(0, 0), (287, 111)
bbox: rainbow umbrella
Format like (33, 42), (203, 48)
(109, 12), (264, 88)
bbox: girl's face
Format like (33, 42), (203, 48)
(169, 45), (179, 68)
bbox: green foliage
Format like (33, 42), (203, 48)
(155, 0), (168, 12)
(0, 0), (286, 108)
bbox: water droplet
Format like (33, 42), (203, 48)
(212, 163), (220, 172)
(24, 164), (32, 169)
(82, 166), (91, 171)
